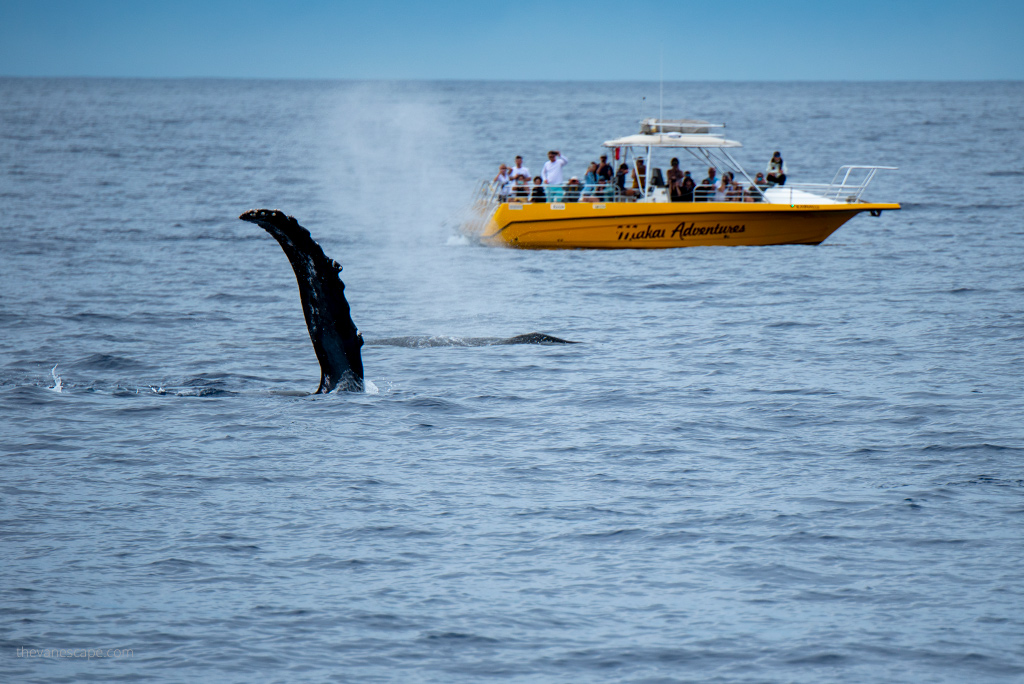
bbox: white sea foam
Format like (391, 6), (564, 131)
(446, 234), (471, 246)
(48, 364), (63, 393)
(364, 379), (380, 395)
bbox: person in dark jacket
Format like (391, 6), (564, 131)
(530, 176), (547, 203)
(615, 164), (629, 195)
(667, 157), (684, 201)
(679, 173), (696, 202)
(512, 176), (529, 202)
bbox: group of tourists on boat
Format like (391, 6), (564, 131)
(492, 150), (788, 204)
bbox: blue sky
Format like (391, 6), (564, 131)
(1, 0), (1021, 80)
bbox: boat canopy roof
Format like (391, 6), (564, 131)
(602, 133), (742, 149)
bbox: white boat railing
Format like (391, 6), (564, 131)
(475, 180), (627, 205)
(473, 164), (896, 208)
(475, 179), (771, 205)
(783, 165), (898, 203)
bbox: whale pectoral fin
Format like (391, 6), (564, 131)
(242, 209), (364, 394)
(316, 370), (337, 394)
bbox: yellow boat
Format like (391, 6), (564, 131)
(465, 119), (899, 249)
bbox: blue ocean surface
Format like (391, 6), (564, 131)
(1, 79), (1023, 683)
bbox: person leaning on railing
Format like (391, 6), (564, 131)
(693, 181), (706, 201)
(616, 164), (639, 200)
(564, 177), (583, 203)
(581, 162), (601, 202)
(715, 172), (733, 202)
(697, 168), (717, 202)
(726, 180), (744, 202)
(530, 176), (547, 203)
(679, 174), (696, 202)
(511, 176), (530, 202)
(603, 179), (616, 201)
(493, 164), (511, 202)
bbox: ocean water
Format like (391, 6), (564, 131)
(1, 78), (1023, 683)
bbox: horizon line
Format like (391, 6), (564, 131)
(2, 75), (1023, 84)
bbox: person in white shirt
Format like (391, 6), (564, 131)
(541, 150), (568, 201)
(509, 156), (530, 182)
(715, 171), (732, 202)
(493, 164), (512, 202)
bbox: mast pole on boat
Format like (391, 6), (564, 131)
(646, 144), (653, 199)
(630, 147), (641, 202)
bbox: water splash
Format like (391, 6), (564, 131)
(364, 379), (380, 395)
(49, 364), (63, 393)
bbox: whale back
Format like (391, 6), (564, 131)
(240, 209), (363, 393)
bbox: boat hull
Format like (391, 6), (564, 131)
(476, 201), (900, 249)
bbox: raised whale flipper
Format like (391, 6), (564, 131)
(240, 209), (363, 393)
